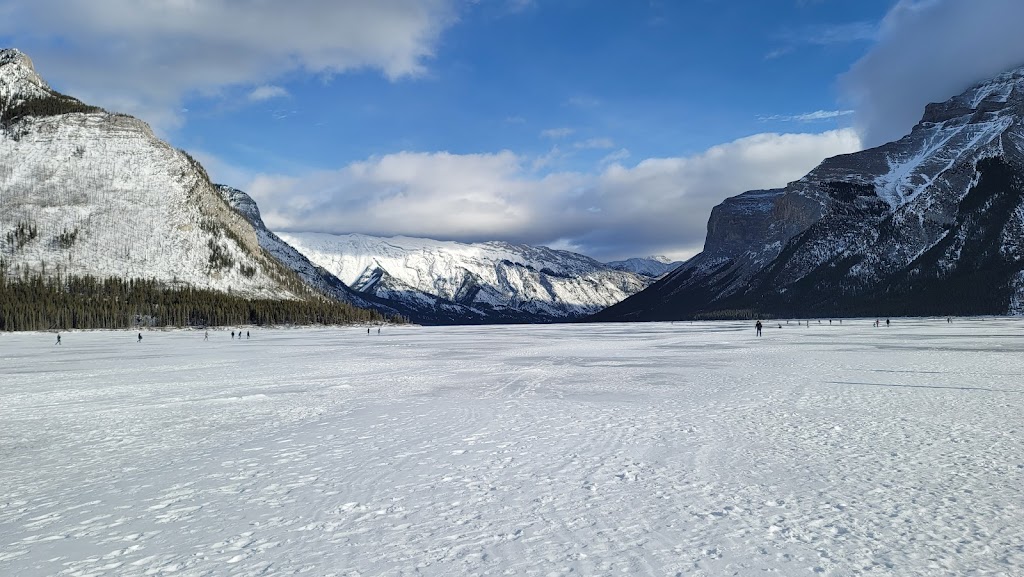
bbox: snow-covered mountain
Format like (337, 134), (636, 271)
(216, 186), (404, 317)
(276, 232), (652, 323)
(0, 49), (367, 308)
(594, 64), (1024, 321)
(605, 256), (683, 278)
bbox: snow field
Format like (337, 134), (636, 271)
(1, 319), (1023, 576)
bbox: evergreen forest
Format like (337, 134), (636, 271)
(0, 273), (393, 331)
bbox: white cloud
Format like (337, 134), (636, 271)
(565, 96), (600, 108)
(574, 137), (615, 150)
(767, 20), (877, 60)
(540, 127), (574, 139)
(0, 0), (458, 131)
(248, 85), (289, 102)
(841, 0), (1024, 147)
(244, 129), (862, 261)
(599, 148), (631, 166)
(505, 0), (536, 13)
(759, 109), (854, 122)
(802, 21), (878, 45)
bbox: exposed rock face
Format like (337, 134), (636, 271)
(592, 64), (1024, 321)
(0, 49), (51, 103)
(276, 232), (653, 324)
(0, 49), (328, 300)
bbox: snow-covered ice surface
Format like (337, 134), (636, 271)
(2, 319), (1024, 576)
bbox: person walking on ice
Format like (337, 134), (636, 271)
(755, 320), (762, 337)
(231, 331), (235, 339)
(204, 331), (209, 341)
(55, 333), (61, 345)
(137, 332), (143, 343)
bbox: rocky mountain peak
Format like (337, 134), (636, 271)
(0, 48), (51, 101)
(0, 48), (34, 70)
(919, 65), (1024, 125)
(593, 61), (1024, 321)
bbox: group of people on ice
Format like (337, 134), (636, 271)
(755, 317), (897, 335)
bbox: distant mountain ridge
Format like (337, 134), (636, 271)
(605, 256), (683, 278)
(593, 64), (1024, 321)
(276, 232), (652, 324)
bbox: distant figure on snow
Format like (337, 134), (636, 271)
(246, 331), (250, 339)
(377, 327), (381, 335)
(755, 320), (762, 337)
(137, 332), (142, 343)
(231, 331), (235, 339)
(778, 323), (782, 329)
(204, 331), (209, 341)
(368, 328), (371, 335)
(886, 318), (890, 327)
(55, 333), (61, 345)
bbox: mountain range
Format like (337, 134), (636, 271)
(0, 48), (650, 326)
(274, 231), (651, 324)
(10, 44), (1024, 326)
(593, 64), (1024, 321)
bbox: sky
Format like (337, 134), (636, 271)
(3, 0), (1024, 262)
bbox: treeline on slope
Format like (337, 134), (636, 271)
(0, 273), (392, 331)
(1, 92), (104, 123)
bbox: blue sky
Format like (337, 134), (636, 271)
(181, 1), (882, 171)
(4, 0), (1024, 261)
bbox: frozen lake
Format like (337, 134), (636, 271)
(2, 319), (1023, 576)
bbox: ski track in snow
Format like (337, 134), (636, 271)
(2, 320), (1024, 576)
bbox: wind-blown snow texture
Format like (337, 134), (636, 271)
(595, 65), (1024, 321)
(277, 232), (651, 324)
(0, 49), (314, 300)
(3, 319), (1024, 576)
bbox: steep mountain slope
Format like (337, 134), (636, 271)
(276, 232), (652, 323)
(216, 186), (405, 317)
(593, 64), (1024, 321)
(605, 256), (683, 278)
(0, 49), (371, 313)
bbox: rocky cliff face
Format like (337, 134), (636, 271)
(0, 48), (325, 300)
(276, 232), (653, 323)
(593, 64), (1024, 321)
